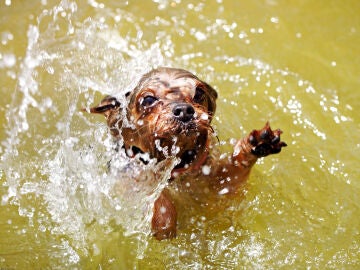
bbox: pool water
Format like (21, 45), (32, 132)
(0, 0), (359, 269)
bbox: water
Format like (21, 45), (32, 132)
(1, 0), (359, 269)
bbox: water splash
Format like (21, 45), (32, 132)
(1, 0), (171, 262)
(1, 0), (357, 268)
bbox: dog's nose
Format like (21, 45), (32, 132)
(172, 103), (195, 122)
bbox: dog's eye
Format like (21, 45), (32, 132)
(140, 95), (158, 107)
(193, 87), (205, 104)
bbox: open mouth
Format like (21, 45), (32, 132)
(173, 149), (197, 170)
(123, 143), (198, 172)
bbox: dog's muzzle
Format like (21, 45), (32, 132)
(172, 103), (195, 123)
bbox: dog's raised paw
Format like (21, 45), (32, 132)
(249, 122), (287, 157)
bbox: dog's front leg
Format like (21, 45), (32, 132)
(233, 122), (287, 161)
(211, 122), (286, 193)
(232, 121), (287, 177)
(151, 188), (177, 240)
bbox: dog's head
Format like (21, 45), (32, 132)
(89, 67), (218, 170)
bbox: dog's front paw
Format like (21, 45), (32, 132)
(248, 122), (287, 157)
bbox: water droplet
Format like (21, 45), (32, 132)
(0, 53), (16, 68)
(194, 31), (207, 41)
(218, 187), (229, 195)
(270, 17), (279, 24)
(201, 165), (211, 175)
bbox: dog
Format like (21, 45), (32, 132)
(88, 67), (286, 240)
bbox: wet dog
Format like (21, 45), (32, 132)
(88, 67), (286, 240)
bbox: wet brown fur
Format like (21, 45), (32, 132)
(88, 67), (286, 240)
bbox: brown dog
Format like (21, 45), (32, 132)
(88, 67), (286, 240)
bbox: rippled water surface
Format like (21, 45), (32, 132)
(1, 0), (359, 269)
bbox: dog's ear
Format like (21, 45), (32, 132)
(87, 91), (132, 115)
(88, 96), (120, 115)
(86, 93), (131, 138)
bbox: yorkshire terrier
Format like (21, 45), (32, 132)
(88, 67), (286, 240)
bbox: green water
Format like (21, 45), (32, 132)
(0, 0), (359, 269)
